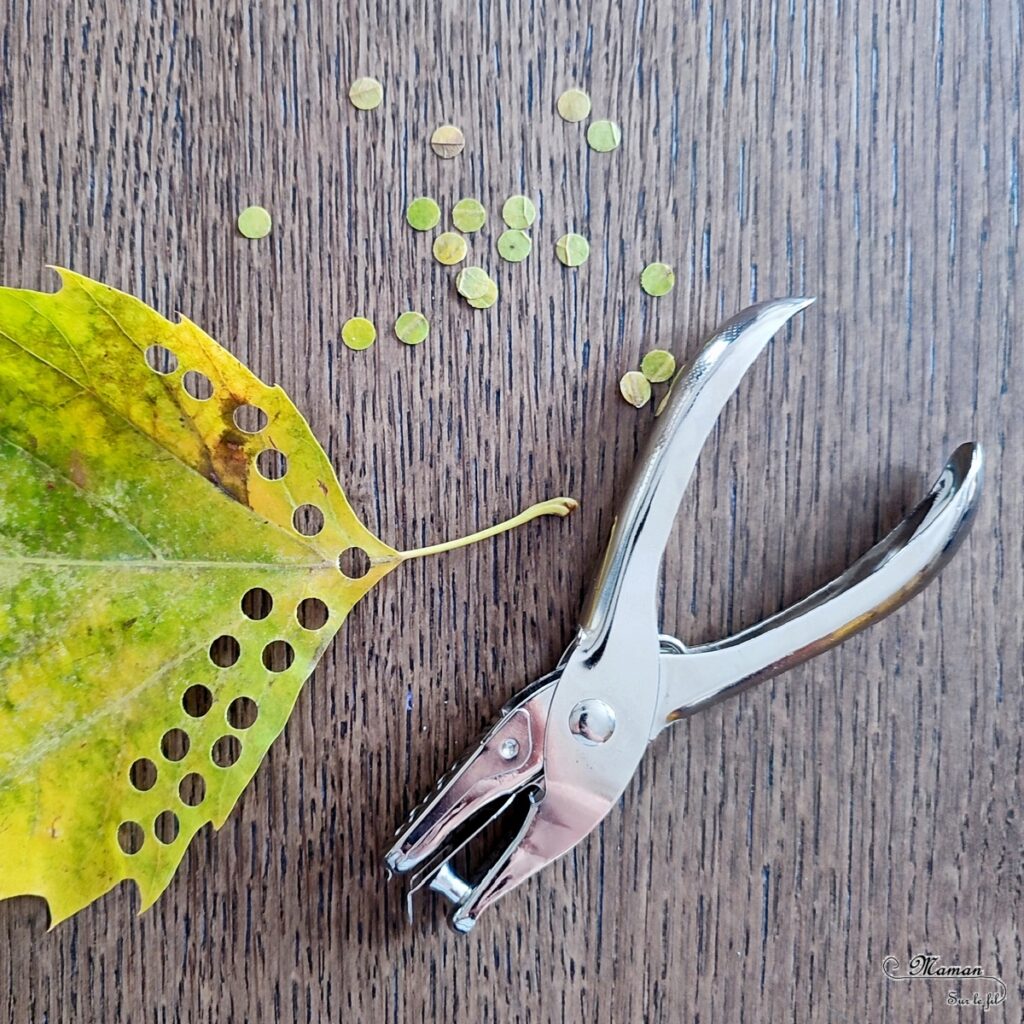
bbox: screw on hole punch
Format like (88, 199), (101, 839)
(385, 298), (984, 932)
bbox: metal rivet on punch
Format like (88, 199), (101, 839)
(568, 700), (616, 745)
(498, 738), (520, 760)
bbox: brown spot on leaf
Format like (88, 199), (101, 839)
(68, 453), (88, 489)
(317, 479), (329, 497)
(206, 430), (253, 506)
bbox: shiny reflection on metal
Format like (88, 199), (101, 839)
(385, 297), (984, 933)
(568, 700), (616, 745)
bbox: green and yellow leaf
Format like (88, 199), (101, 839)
(0, 268), (575, 924)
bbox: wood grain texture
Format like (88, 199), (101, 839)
(0, 1), (1020, 1021)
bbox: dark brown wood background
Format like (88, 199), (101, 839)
(1, 1), (1020, 1021)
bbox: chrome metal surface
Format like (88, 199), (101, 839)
(385, 298), (984, 933)
(654, 442), (983, 729)
(568, 699), (617, 744)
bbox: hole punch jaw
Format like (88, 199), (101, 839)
(384, 673), (557, 877)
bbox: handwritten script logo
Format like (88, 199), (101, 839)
(882, 954), (1006, 1012)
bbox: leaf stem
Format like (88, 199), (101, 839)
(391, 497), (578, 562)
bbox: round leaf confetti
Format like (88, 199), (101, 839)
(640, 349), (676, 382)
(497, 229), (532, 263)
(455, 267), (498, 309)
(406, 197), (441, 231)
(586, 120), (622, 153)
(620, 371), (652, 408)
(467, 279), (499, 309)
(640, 262), (675, 297)
(341, 317), (376, 351)
(556, 88), (592, 123)
(455, 266), (491, 300)
(432, 232), (468, 266)
(237, 206), (272, 239)
(348, 76), (384, 110)
(555, 233), (590, 267)
(502, 195), (537, 229)
(431, 125), (466, 158)
(394, 311), (430, 346)
(452, 198), (487, 233)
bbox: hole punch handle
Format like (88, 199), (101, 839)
(577, 298), (814, 663)
(655, 442), (984, 728)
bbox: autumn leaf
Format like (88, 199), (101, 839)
(0, 268), (575, 925)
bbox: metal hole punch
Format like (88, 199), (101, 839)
(385, 299), (984, 933)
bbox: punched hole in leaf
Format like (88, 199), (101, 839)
(161, 728), (190, 761)
(232, 404), (268, 433)
(262, 640), (295, 672)
(227, 696), (259, 729)
(241, 587), (273, 620)
(212, 735), (242, 768)
(117, 821), (145, 855)
(144, 344), (179, 375)
(129, 757), (158, 792)
(338, 547), (371, 579)
(292, 503), (325, 536)
(182, 370), (214, 400)
(179, 772), (207, 807)
(182, 683), (214, 717)
(256, 449), (288, 480)
(297, 597), (329, 630)
(154, 810), (180, 844)
(210, 634), (240, 667)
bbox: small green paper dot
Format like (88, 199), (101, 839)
(586, 120), (622, 153)
(348, 77), (384, 110)
(452, 198), (487, 233)
(555, 233), (590, 267)
(497, 229), (532, 263)
(237, 205), (272, 239)
(557, 88), (592, 123)
(406, 197), (441, 231)
(341, 317), (376, 351)
(619, 371), (652, 408)
(432, 232), (468, 266)
(501, 195), (536, 230)
(640, 262), (675, 297)
(640, 349), (676, 382)
(394, 311), (430, 346)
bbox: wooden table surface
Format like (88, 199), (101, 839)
(1, 2), (1020, 1021)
